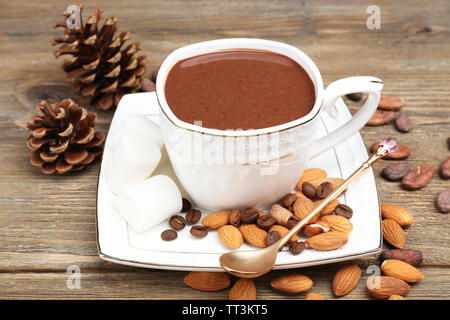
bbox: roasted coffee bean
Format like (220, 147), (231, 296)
(181, 198), (192, 212)
(240, 210), (259, 224)
(289, 241), (307, 255)
(301, 182), (316, 199)
(395, 114), (414, 133)
(371, 142), (411, 160)
(169, 215), (187, 230)
(346, 92), (363, 101)
(366, 110), (396, 126)
(448, 136), (450, 150)
(161, 229), (177, 241)
(186, 209), (201, 225)
(229, 209), (243, 227)
(382, 162), (411, 181)
(286, 216), (299, 229)
(439, 156), (450, 179)
(281, 193), (297, 208)
(266, 231), (281, 247)
(436, 188), (450, 213)
(334, 204), (353, 219)
(256, 215), (276, 230)
(381, 249), (423, 267)
(316, 182), (333, 199)
(402, 164), (435, 190)
(190, 225), (208, 238)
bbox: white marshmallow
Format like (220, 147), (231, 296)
(116, 175), (182, 232)
(106, 130), (161, 194)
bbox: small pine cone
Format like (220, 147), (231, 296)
(52, 5), (146, 110)
(26, 99), (105, 174)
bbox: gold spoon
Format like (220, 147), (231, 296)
(219, 137), (398, 278)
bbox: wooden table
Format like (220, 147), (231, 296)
(0, 0), (449, 299)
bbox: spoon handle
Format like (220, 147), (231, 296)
(275, 144), (389, 250)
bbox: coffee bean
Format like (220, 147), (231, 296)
(240, 210), (259, 224)
(186, 209), (201, 225)
(181, 198), (192, 213)
(346, 92), (363, 101)
(301, 182), (316, 199)
(382, 162), (411, 181)
(447, 137), (450, 150)
(316, 181), (333, 199)
(371, 142), (411, 160)
(288, 241), (307, 255)
(334, 204), (353, 219)
(169, 215), (186, 230)
(402, 164), (435, 190)
(366, 110), (396, 126)
(190, 225), (208, 238)
(286, 216), (299, 229)
(280, 193), (297, 208)
(436, 188), (450, 213)
(439, 156), (450, 179)
(229, 209), (243, 227)
(161, 229), (177, 241)
(395, 114), (414, 133)
(266, 231), (281, 247)
(256, 215), (276, 230)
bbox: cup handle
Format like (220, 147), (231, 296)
(308, 76), (383, 159)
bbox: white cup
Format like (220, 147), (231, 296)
(153, 38), (383, 210)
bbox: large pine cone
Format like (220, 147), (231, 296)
(52, 6), (146, 110)
(26, 99), (105, 174)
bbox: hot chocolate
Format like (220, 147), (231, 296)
(164, 49), (315, 130)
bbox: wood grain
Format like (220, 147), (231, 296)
(0, 0), (449, 299)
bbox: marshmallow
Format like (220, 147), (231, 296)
(106, 130), (161, 194)
(116, 175), (182, 232)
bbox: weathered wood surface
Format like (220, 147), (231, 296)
(0, 0), (449, 299)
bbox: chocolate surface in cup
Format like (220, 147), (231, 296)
(164, 49), (315, 130)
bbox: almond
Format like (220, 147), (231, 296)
(381, 259), (424, 283)
(303, 222), (330, 237)
(332, 263), (361, 296)
(293, 196), (318, 222)
(309, 177), (344, 190)
(202, 210), (231, 229)
(270, 274), (313, 293)
(388, 294), (407, 300)
(297, 168), (327, 190)
(306, 231), (348, 251)
(268, 224), (299, 242)
(218, 225), (243, 249)
(239, 224), (267, 248)
(320, 215), (353, 234)
(184, 272), (230, 291)
(304, 293), (324, 300)
(317, 199), (341, 216)
(382, 219), (406, 248)
(229, 278), (256, 300)
(270, 204), (294, 226)
(381, 204), (413, 227)
(366, 276), (410, 299)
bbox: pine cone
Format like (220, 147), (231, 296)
(52, 6), (146, 110)
(26, 99), (105, 174)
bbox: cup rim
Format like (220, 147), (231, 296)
(155, 38), (324, 137)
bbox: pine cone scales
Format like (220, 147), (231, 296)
(52, 6), (146, 110)
(26, 99), (105, 174)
